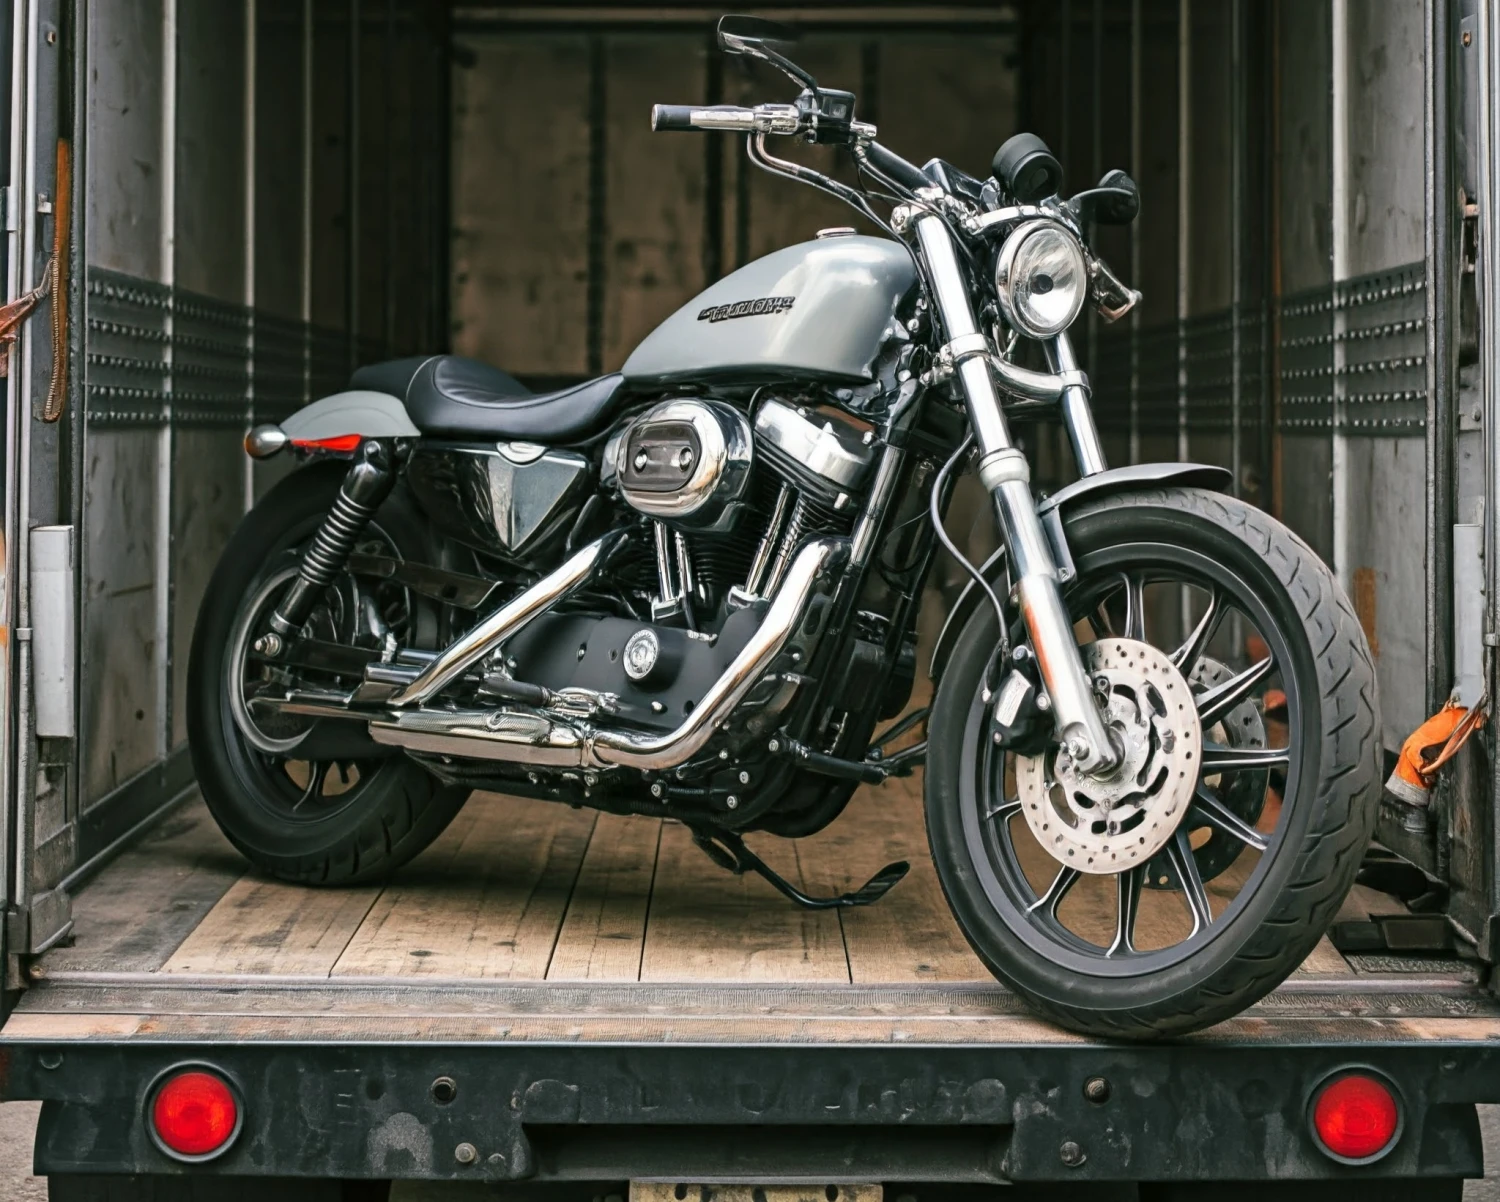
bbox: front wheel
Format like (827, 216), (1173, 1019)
(925, 486), (1380, 1038)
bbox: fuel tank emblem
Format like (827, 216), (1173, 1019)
(697, 295), (795, 323)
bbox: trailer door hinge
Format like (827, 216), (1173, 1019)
(5, 906), (29, 949)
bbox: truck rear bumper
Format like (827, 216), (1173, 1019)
(4, 975), (1496, 1185)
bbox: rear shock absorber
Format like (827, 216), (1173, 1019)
(268, 439), (400, 641)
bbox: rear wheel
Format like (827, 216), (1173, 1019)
(925, 487), (1380, 1037)
(186, 463), (467, 885)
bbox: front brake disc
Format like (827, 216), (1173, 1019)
(1014, 638), (1201, 875)
(1142, 654), (1269, 888)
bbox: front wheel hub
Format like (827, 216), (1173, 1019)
(1015, 638), (1201, 874)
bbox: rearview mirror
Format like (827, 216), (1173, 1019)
(718, 15), (800, 54)
(717, 15), (816, 91)
(1069, 169), (1140, 226)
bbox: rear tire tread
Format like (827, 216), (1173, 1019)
(186, 464), (468, 887)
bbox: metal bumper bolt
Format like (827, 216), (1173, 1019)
(1058, 1140), (1086, 1168)
(455, 1142), (478, 1165)
(1082, 1076), (1110, 1104)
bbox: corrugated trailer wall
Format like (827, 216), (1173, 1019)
(29, 0), (447, 953)
(1020, 0), (1433, 755)
(447, 9), (1021, 382)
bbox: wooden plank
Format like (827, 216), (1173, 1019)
(0, 1009), (1090, 1045)
(1295, 936), (1353, 977)
(162, 875), (381, 976)
(640, 821), (849, 983)
(12, 972), (1491, 1043)
(28, 975), (1481, 1024)
(801, 773), (987, 983)
(331, 793), (595, 979)
(43, 795), (246, 973)
(12, 1004), (1500, 1046)
(546, 813), (660, 982)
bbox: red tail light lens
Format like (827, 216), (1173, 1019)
(149, 1069), (241, 1159)
(1311, 1072), (1401, 1162)
(290, 433), (363, 453)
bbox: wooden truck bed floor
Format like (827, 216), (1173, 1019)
(7, 768), (1497, 1046)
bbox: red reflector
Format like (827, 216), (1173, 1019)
(290, 433), (362, 453)
(150, 1070), (240, 1158)
(1312, 1073), (1400, 1161)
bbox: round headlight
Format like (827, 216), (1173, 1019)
(994, 220), (1087, 339)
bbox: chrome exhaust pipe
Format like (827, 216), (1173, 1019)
(367, 536), (848, 771)
(588, 536), (845, 770)
(389, 531), (624, 707)
(369, 706), (588, 766)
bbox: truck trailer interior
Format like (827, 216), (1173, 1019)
(0, 0), (1498, 1197)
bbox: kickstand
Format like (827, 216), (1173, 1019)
(691, 828), (909, 910)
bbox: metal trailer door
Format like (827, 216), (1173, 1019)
(3, 0), (76, 992)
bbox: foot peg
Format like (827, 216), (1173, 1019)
(691, 828), (909, 910)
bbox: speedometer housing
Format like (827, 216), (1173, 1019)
(993, 219), (1088, 339)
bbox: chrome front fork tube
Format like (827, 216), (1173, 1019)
(1046, 332), (1108, 478)
(913, 213), (1119, 774)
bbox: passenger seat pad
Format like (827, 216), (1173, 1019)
(350, 355), (529, 404)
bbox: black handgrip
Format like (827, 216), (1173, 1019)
(864, 140), (931, 193)
(652, 104), (697, 132)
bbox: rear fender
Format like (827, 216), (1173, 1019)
(280, 390), (420, 442)
(928, 461), (1233, 683)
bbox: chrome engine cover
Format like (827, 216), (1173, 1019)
(616, 398), (753, 531)
(753, 397), (875, 496)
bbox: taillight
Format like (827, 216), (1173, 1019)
(148, 1068), (242, 1160)
(290, 433), (363, 453)
(1310, 1071), (1402, 1162)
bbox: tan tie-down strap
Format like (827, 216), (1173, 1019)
(0, 138), (71, 425)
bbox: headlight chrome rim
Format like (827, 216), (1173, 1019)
(994, 219), (1088, 339)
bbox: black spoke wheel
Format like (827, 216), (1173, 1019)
(925, 487), (1380, 1038)
(188, 462), (469, 885)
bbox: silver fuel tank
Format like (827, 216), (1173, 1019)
(621, 234), (916, 386)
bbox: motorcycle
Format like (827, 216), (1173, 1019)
(187, 16), (1381, 1037)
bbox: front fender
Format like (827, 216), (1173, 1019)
(928, 461), (1232, 683)
(280, 389), (420, 442)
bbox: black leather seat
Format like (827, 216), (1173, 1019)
(352, 355), (627, 443)
(351, 355), (529, 403)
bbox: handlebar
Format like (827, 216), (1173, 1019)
(860, 141), (929, 193)
(651, 103), (801, 135)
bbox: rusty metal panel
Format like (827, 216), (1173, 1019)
(310, 1), (351, 335)
(85, 0), (166, 279)
(602, 34), (706, 371)
(169, 428), (247, 747)
(79, 0), (169, 808)
(78, 425), (163, 802)
(1338, 0), (1428, 750)
(874, 31), (1018, 184)
(79, 269), (169, 806)
(169, 288), (252, 747)
(169, 0), (252, 749)
(450, 32), (591, 376)
(174, 0), (248, 300)
(1275, 0), (1334, 564)
(1132, 0), (1183, 470)
(254, 0), (308, 322)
